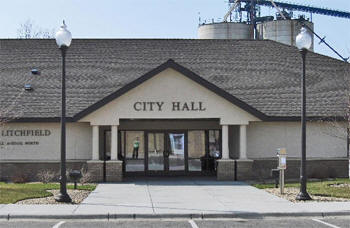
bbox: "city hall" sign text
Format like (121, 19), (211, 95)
(133, 101), (206, 112)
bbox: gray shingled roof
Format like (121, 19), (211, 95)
(0, 39), (349, 120)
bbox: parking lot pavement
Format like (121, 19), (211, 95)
(0, 217), (349, 228)
(0, 220), (59, 228)
(196, 217), (350, 228)
(314, 218), (350, 228)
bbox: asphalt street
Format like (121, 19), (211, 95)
(0, 217), (349, 228)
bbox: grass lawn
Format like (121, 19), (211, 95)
(0, 182), (96, 204)
(253, 178), (350, 199)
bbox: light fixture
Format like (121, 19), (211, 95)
(31, 68), (39, 75)
(24, 84), (33, 91)
(295, 25), (312, 201)
(54, 20), (72, 203)
(296, 27), (312, 50)
(55, 21), (72, 48)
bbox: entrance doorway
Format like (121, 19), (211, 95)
(118, 129), (221, 176)
(146, 131), (187, 175)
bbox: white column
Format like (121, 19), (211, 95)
(239, 125), (247, 159)
(111, 125), (119, 160)
(92, 125), (99, 160)
(222, 125), (229, 159)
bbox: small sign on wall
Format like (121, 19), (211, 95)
(277, 148), (287, 170)
(277, 148), (287, 194)
(0, 129), (51, 148)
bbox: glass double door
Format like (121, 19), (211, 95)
(146, 131), (186, 174)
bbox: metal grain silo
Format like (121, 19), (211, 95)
(257, 19), (314, 50)
(198, 22), (252, 39)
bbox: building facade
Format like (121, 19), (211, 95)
(0, 39), (349, 181)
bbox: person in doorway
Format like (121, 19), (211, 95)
(132, 137), (140, 159)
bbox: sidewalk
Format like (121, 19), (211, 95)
(1, 180), (350, 219)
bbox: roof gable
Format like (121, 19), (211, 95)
(75, 59), (266, 122)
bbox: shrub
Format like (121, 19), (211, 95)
(37, 170), (56, 183)
(11, 172), (28, 183)
(310, 165), (336, 179)
(80, 168), (93, 185)
(66, 168), (72, 181)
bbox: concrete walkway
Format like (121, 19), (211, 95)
(78, 180), (291, 215)
(1, 180), (350, 219)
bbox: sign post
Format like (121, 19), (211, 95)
(277, 148), (287, 194)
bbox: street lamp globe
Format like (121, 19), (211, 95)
(296, 27), (312, 50)
(55, 21), (72, 48)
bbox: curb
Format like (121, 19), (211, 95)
(1, 211), (350, 220)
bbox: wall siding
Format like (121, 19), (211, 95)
(247, 121), (347, 158)
(0, 122), (92, 160)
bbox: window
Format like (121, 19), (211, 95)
(121, 131), (145, 172)
(104, 130), (111, 160)
(208, 130), (221, 159)
(188, 131), (205, 171)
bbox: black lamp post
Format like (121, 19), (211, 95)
(55, 21), (72, 203)
(295, 27), (312, 201)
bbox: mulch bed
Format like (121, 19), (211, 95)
(264, 187), (350, 203)
(16, 189), (90, 204)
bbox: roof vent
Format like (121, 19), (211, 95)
(31, 68), (40, 75)
(24, 84), (33, 91)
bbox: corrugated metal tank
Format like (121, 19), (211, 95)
(198, 22), (252, 39)
(257, 19), (314, 50)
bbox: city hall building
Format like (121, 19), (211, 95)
(0, 39), (349, 182)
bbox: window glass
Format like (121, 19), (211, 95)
(168, 133), (185, 171)
(119, 131), (124, 160)
(188, 131), (205, 171)
(125, 159), (145, 172)
(105, 131), (111, 160)
(124, 131), (144, 159)
(209, 130), (221, 159)
(188, 131), (205, 158)
(123, 131), (145, 172)
(148, 133), (164, 171)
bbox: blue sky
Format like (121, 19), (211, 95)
(0, 0), (349, 59)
